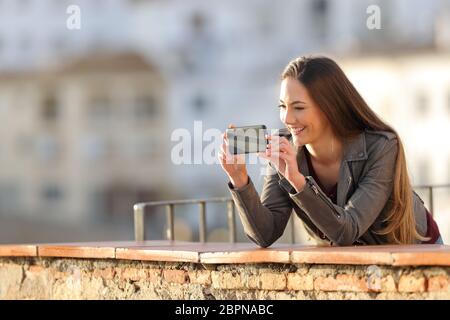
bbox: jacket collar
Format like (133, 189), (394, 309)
(342, 131), (368, 162)
(294, 130), (368, 179)
(291, 130), (367, 207)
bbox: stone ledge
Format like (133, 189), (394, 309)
(0, 241), (448, 266)
(0, 257), (449, 299)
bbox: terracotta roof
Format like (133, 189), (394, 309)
(58, 52), (157, 74)
(0, 52), (158, 81)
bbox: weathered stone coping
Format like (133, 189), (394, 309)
(0, 241), (449, 266)
(0, 242), (449, 299)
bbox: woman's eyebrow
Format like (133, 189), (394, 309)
(279, 99), (306, 105)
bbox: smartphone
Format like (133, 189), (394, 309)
(226, 125), (268, 155)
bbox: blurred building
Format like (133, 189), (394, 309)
(0, 0), (449, 242)
(0, 52), (170, 223)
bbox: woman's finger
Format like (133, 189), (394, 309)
(220, 141), (228, 153)
(218, 151), (226, 164)
(224, 133), (229, 146)
(279, 137), (290, 144)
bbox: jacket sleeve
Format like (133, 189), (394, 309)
(227, 162), (293, 247)
(283, 137), (398, 246)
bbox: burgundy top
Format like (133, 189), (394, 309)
(423, 209), (441, 244)
(303, 147), (441, 244)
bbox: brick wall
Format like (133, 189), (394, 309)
(1, 257), (449, 299)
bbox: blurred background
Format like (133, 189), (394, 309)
(0, 0), (449, 244)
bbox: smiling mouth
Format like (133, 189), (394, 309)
(290, 127), (306, 135)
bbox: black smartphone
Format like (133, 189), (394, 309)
(226, 125), (268, 155)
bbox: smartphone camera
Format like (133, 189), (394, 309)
(226, 125), (268, 155)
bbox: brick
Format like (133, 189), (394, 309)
(92, 267), (116, 280)
(26, 265), (44, 276)
(241, 273), (260, 289)
(187, 270), (211, 285)
(398, 275), (426, 292)
(314, 274), (368, 292)
(287, 273), (314, 291)
(211, 271), (242, 289)
(53, 271), (69, 280)
(427, 276), (449, 292)
(366, 275), (397, 292)
(381, 275), (397, 292)
(121, 268), (148, 281)
(260, 272), (286, 290)
(163, 269), (188, 284)
(147, 268), (162, 283)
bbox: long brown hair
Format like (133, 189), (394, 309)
(281, 55), (427, 244)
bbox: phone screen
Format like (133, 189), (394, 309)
(226, 125), (268, 154)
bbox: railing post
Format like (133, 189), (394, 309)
(199, 201), (207, 243)
(133, 204), (145, 241)
(227, 200), (236, 243)
(429, 186), (434, 217)
(166, 204), (174, 241)
(290, 214), (296, 244)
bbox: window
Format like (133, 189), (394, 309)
(0, 184), (21, 212)
(190, 12), (207, 34)
(42, 93), (59, 121)
(82, 135), (112, 162)
(41, 184), (64, 204)
(311, 0), (328, 40)
(191, 95), (207, 114)
(135, 95), (157, 119)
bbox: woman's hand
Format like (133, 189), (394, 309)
(258, 135), (306, 193)
(218, 124), (249, 189)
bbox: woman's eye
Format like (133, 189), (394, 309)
(278, 105), (286, 109)
(295, 107), (305, 110)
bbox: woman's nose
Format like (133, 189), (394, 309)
(283, 108), (297, 124)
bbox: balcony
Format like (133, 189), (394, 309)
(0, 241), (449, 299)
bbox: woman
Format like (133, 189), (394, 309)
(218, 55), (443, 247)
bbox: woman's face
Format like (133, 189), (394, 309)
(279, 77), (330, 146)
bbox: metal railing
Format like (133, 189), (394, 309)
(133, 184), (450, 243)
(133, 197), (236, 243)
(413, 184), (450, 217)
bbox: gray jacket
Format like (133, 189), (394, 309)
(227, 129), (428, 247)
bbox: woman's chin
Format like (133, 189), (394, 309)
(292, 137), (305, 147)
